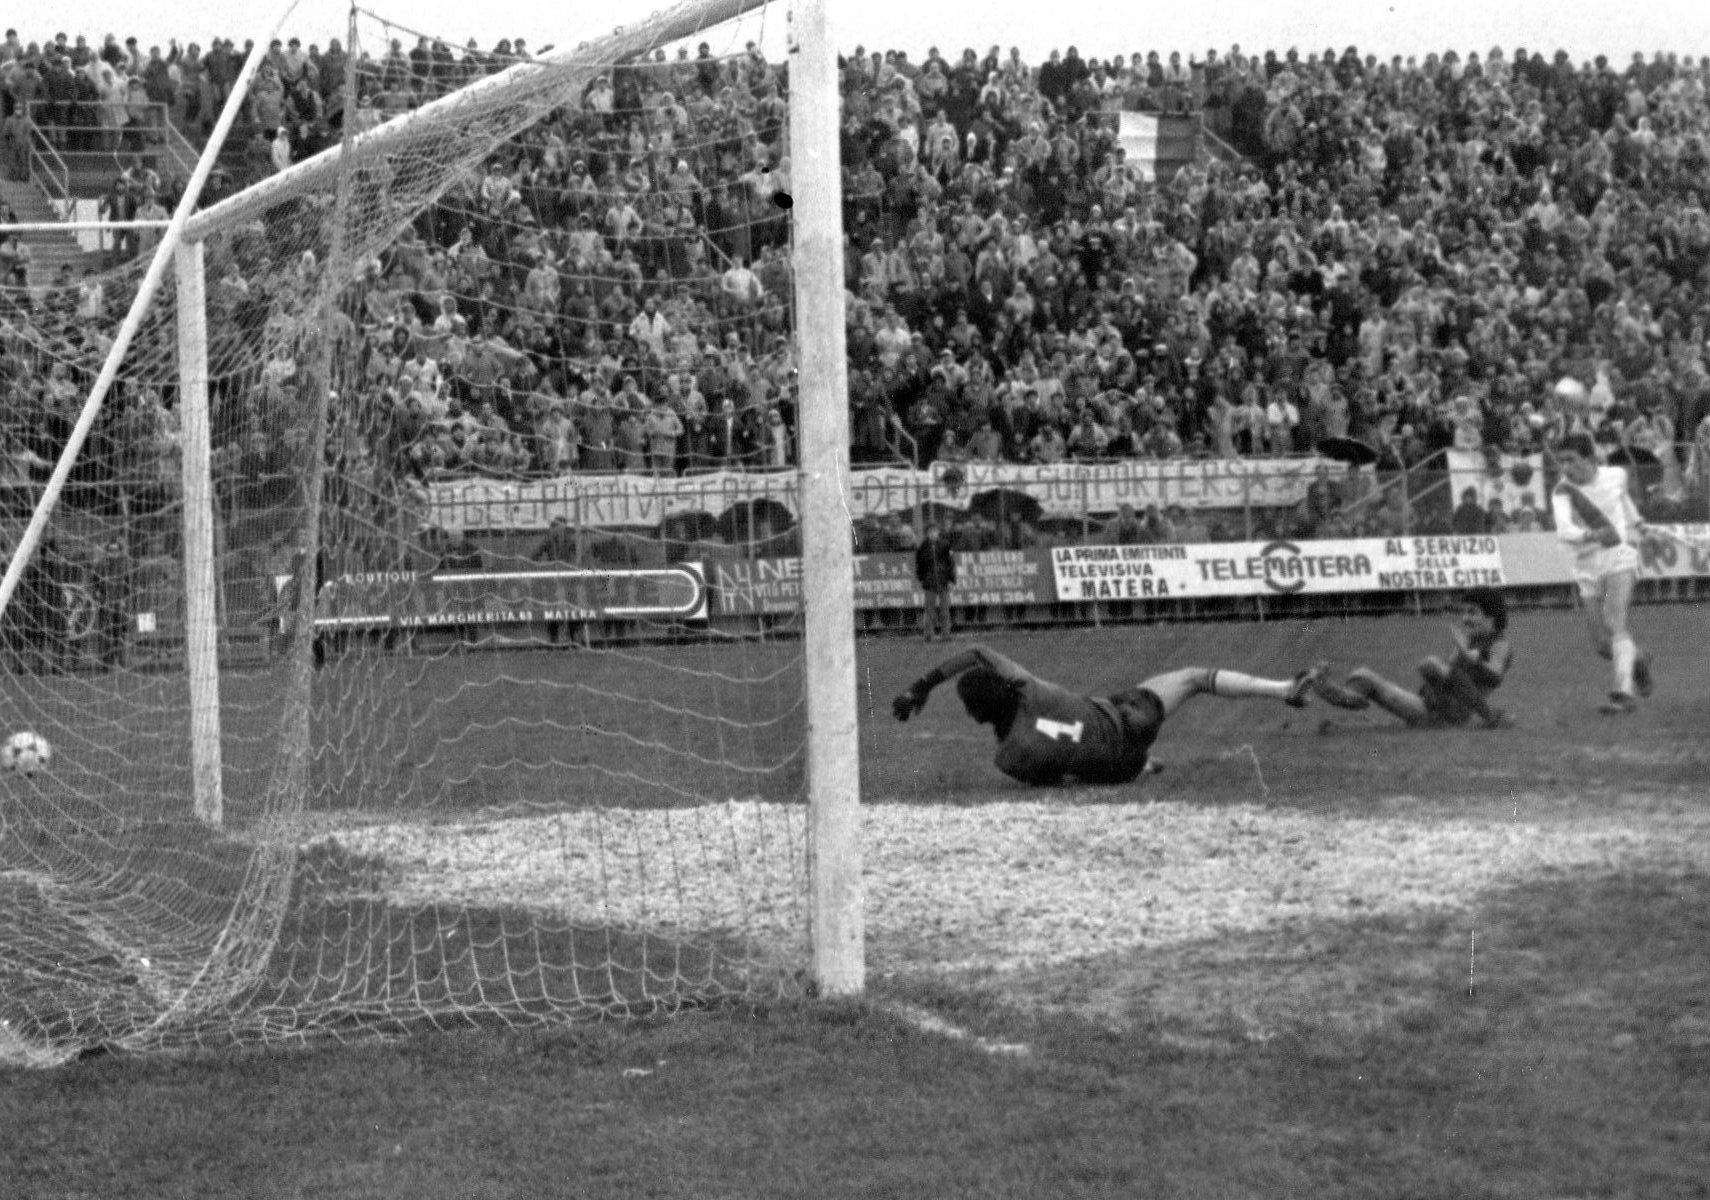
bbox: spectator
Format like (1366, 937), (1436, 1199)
(643, 397), (683, 475)
(1484, 497), (1510, 534)
(1103, 502), (1145, 545)
(1265, 388), (1301, 454)
(1451, 487), (1489, 535)
(913, 520), (956, 640)
(761, 407), (791, 467)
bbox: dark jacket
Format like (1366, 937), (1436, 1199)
(914, 534), (956, 592)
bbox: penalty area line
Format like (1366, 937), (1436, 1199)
(880, 1000), (1032, 1057)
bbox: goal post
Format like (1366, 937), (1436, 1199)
(174, 239), (223, 827)
(790, 0), (863, 997)
(0, 0), (868, 1064)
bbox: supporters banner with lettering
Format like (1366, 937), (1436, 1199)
(1049, 537), (1510, 602)
(421, 459), (1330, 532)
(931, 458), (1323, 516)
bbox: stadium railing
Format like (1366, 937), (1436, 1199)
(23, 125), (71, 214)
(25, 101), (179, 192)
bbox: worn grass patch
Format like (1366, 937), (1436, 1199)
(3, 869), (1706, 1199)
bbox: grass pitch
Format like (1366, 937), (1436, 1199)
(2, 603), (1708, 1198)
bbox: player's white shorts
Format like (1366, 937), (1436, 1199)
(1573, 544), (1641, 600)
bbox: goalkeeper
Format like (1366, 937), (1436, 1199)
(891, 645), (1319, 786)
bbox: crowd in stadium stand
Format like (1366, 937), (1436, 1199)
(4, 29), (1710, 545)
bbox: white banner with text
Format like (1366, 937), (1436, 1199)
(1049, 536), (1508, 601)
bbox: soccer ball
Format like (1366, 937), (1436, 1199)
(2, 732), (52, 776)
(1553, 376), (1588, 405)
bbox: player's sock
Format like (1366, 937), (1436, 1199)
(1611, 634), (1638, 698)
(1208, 669), (1293, 702)
(1633, 651), (1654, 698)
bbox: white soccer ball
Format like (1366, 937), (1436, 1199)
(2, 732), (53, 776)
(1553, 376), (1588, 405)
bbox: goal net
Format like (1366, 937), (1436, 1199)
(0, 0), (819, 1064)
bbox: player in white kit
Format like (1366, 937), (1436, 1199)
(1549, 430), (1655, 714)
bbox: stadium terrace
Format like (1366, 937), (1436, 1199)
(2, 27), (1709, 563)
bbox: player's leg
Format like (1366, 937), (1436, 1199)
(1601, 568), (1652, 696)
(935, 587), (955, 638)
(1426, 661), (1508, 728)
(1416, 656), (1452, 683)
(1601, 568), (1643, 709)
(1341, 666), (1431, 723)
(1578, 577), (1613, 660)
(1309, 667), (1372, 710)
(1137, 665), (1318, 718)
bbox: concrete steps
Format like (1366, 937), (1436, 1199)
(0, 177), (104, 289)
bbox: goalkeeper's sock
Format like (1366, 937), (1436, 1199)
(1611, 634), (1638, 698)
(1208, 669), (1293, 701)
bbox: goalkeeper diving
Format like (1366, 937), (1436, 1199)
(891, 646), (1320, 786)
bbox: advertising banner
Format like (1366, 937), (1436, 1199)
(1638, 524), (1710, 579)
(709, 551), (1053, 615)
(1485, 527), (1710, 586)
(258, 525), (1710, 633)
(292, 564), (708, 630)
(1050, 537), (1509, 601)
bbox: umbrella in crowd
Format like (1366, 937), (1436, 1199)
(1315, 437), (1379, 467)
(718, 497), (796, 544)
(967, 488), (1044, 526)
(659, 510), (722, 543)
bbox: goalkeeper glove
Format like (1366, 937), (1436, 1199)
(892, 682), (929, 722)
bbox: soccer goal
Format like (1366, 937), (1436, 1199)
(0, 0), (858, 1065)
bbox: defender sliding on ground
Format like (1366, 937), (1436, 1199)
(1310, 588), (1514, 729)
(892, 646), (1319, 785)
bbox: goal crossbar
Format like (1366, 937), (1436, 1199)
(182, 0), (772, 244)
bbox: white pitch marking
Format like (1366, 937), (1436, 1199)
(882, 1001), (1032, 1057)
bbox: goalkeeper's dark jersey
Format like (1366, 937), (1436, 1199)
(982, 673), (1162, 786)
